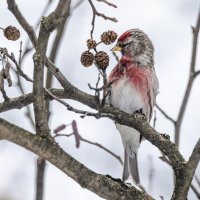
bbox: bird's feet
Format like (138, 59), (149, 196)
(133, 108), (146, 120)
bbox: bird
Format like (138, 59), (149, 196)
(108, 29), (159, 184)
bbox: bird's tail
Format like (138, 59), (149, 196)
(122, 151), (140, 184)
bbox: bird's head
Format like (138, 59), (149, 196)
(111, 29), (154, 68)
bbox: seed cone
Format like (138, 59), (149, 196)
(4, 26), (20, 41)
(101, 30), (117, 45)
(94, 51), (109, 70)
(80, 51), (94, 67)
(87, 39), (97, 49)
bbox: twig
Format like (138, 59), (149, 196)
(195, 175), (200, 187)
(45, 88), (107, 119)
(88, 0), (96, 39)
(95, 72), (101, 99)
(0, 47), (33, 82)
(7, 0), (37, 48)
(35, 157), (46, 200)
(88, 0), (117, 39)
(53, 125), (123, 165)
(172, 138), (200, 199)
(194, 70), (200, 77)
(175, 10), (200, 147)
(0, 117), (153, 200)
(37, 2), (69, 199)
(96, 12), (117, 22)
(112, 51), (119, 62)
(155, 104), (175, 124)
(33, 0), (71, 138)
(81, 137), (123, 165)
(191, 184), (200, 199)
(18, 41), (22, 68)
(1, 88), (9, 101)
(46, 1), (70, 118)
(21, 0), (53, 61)
(101, 69), (108, 106)
(96, 0), (117, 8)
(10, 63), (35, 127)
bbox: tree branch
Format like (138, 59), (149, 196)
(155, 104), (176, 124)
(35, 157), (46, 200)
(175, 10), (200, 147)
(32, 0), (71, 136)
(0, 87), (185, 176)
(0, 117), (152, 200)
(7, 0), (37, 48)
(172, 138), (200, 200)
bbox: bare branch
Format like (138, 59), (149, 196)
(21, 0), (53, 61)
(191, 184), (200, 199)
(88, 0), (117, 39)
(0, 84), (185, 175)
(35, 158), (46, 200)
(194, 70), (200, 78)
(112, 51), (120, 62)
(96, 0), (117, 8)
(2, 48), (33, 82)
(33, 0), (71, 137)
(7, 0), (37, 48)
(0, 88), (9, 101)
(53, 125), (123, 165)
(172, 138), (200, 200)
(175, 10), (200, 147)
(0, 117), (153, 200)
(195, 175), (200, 187)
(155, 104), (176, 124)
(46, 2), (70, 117)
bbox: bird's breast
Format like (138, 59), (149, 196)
(109, 64), (153, 116)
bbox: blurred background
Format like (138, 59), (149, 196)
(0, 0), (200, 199)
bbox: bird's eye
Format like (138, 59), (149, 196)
(119, 42), (129, 48)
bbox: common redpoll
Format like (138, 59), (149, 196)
(108, 29), (159, 184)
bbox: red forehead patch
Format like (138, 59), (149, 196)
(118, 31), (131, 42)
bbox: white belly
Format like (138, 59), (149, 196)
(110, 76), (146, 115)
(109, 76), (145, 155)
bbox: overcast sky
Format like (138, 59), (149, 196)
(0, 0), (200, 200)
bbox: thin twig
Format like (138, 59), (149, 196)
(175, 10), (200, 147)
(155, 104), (175, 124)
(195, 175), (200, 187)
(88, 0), (117, 39)
(53, 129), (123, 165)
(46, 0), (70, 119)
(1, 88), (9, 101)
(112, 51), (119, 62)
(96, 0), (117, 8)
(81, 137), (123, 165)
(45, 88), (105, 119)
(0, 48), (33, 82)
(194, 70), (200, 78)
(191, 184), (200, 199)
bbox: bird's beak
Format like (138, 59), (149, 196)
(111, 44), (122, 52)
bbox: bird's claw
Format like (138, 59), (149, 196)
(133, 109), (146, 120)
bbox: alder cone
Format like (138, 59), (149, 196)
(87, 39), (97, 49)
(4, 26), (20, 41)
(101, 30), (117, 45)
(80, 51), (94, 67)
(94, 51), (109, 70)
